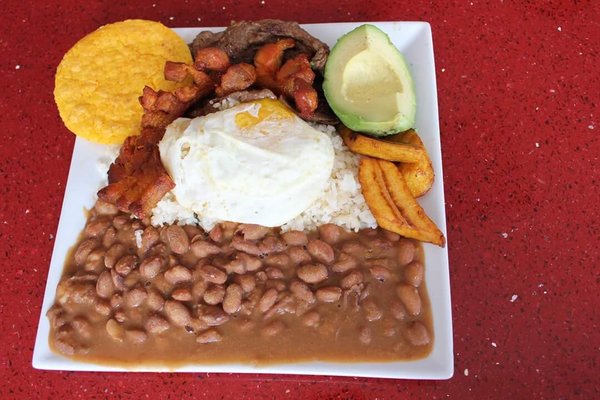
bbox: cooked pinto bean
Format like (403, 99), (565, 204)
(85, 218), (111, 238)
(198, 265), (227, 284)
(126, 329), (148, 344)
(282, 230), (308, 246)
(192, 280), (208, 299)
(261, 320), (285, 337)
(237, 253), (262, 271)
(115, 255), (137, 276)
(307, 239), (334, 264)
(149, 242), (169, 258)
(237, 224), (270, 240)
(288, 246), (312, 265)
(164, 265), (192, 285)
(390, 300), (407, 321)
(102, 226), (117, 248)
(139, 255), (163, 279)
(297, 263), (328, 284)
(359, 326), (372, 344)
(383, 230), (401, 242)
(84, 249), (105, 272)
(397, 239), (416, 266)
(332, 252), (357, 273)
(186, 318), (209, 333)
(259, 236), (286, 255)
(266, 267), (284, 280)
(198, 305), (230, 326)
(112, 215), (130, 229)
(290, 280), (315, 303)
(72, 317), (92, 340)
(208, 224), (223, 243)
(191, 240), (221, 258)
(234, 274), (256, 294)
(74, 238), (97, 266)
(396, 284), (421, 316)
(362, 298), (382, 321)
(114, 310), (126, 323)
(183, 225), (203, 240)
(165, 225), (190, 254)
(224, 258), (245, 274)
(203, 284), (226, 305)
(369, 265), (391, 282)
(197, 329), (223, 344)
(110, 293), (123, 308)
(301, 311), (320, 327)
(222, 283), (243, 314)
(318, 223), (342, 244)
(340, 270), (363, 289)
(266, 279), (286, 292)
(146, 290), (165, 311)
(341, 242), (366, 259)
(258, 288), (279, 313)
(125, 286), (147, 308)
(265, 253), (291, 268)
(404, 261), (424, 287)
(96, 271), (115, 298)
(366, 238), (393, 253)
(145, 315), (170, 334)
(124, 270), (141, 288)
(382, 319), (397, 337)
(315, 286), (342, 303)
(57, 278), (97, 305)
(405, 322), (430, 346)
(171, 287), (193, 302)
(94, 299), (111, 316)
(141, 226), (160, 253)
(53, 337), (76, 356)
(48, 308), (66, 329)
(231, 236), (262, 256)
(104, 243), (126, 269)
(106, 319), (125, 341)
(164, 300), (192, 327)
(255, 271), (267, 281)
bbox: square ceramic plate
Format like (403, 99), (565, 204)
(33, 22), (453, 379)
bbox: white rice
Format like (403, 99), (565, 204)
(151, 122), (375, 232)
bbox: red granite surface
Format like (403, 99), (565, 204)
(1, 0), (598, 398)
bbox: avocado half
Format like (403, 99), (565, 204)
(323, 24), (416, 136)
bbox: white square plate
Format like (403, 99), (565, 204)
(33, 22), (453, 379)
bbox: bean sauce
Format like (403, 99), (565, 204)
(47, 201), (433, 366)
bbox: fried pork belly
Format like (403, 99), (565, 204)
(97, 49), (230, 218)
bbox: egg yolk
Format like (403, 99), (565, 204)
(235, 99), (294, 129)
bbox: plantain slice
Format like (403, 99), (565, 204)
(358, 157), (445, 247)
(387, 129), (435, 197)
(340, 125), (424, 163)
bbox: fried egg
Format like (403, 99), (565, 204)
(159, 99), (334, 227)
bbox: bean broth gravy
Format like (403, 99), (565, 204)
(48, 200), (433, 366)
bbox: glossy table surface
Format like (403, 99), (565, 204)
(1, 1), (598, 398)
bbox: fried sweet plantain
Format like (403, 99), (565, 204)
(387, 129), (434, 197)
(339, 126), (424, 163)
(358, 157), (445, 246)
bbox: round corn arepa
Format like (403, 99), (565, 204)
(54, 19), (192, 144)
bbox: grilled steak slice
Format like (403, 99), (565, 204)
(190, 19), (329, 73)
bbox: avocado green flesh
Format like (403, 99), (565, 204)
(323, 24), (416, 136)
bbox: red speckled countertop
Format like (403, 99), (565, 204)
(1, 1), (598, 398)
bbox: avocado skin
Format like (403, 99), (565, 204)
(323, 24), (416, 137)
